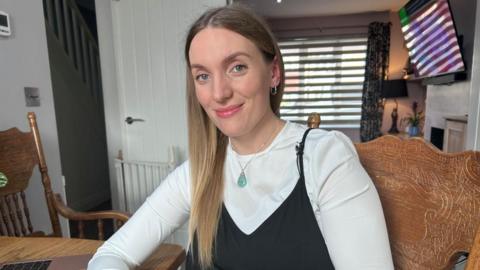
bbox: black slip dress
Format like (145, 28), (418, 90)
(186, 128), (335, 270)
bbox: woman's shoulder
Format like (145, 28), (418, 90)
(286, 122), (358, 160)
(287, 123), (359, 188)
(309, 129), (357, 159)
(287, 124), (364, 205)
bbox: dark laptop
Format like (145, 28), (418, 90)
(0, 254), (92, 270)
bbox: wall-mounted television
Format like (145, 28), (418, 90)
(398, 0), (466, 83)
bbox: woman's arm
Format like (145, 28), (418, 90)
(308, 132), (394, 270)
(87, 161), (191, 270)
(318, 157), (393, 269)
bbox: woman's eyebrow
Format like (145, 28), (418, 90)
(222, 52), (252, 64)
(190, 63), (208, 71)
(190, 52), (252, 70)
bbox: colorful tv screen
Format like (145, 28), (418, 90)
(399, 0), (465, 78)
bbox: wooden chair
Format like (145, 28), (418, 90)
(307, 117), (480, 269)
(0, 112), (130, 239)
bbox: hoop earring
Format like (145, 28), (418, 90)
(270, 86), (278, 95)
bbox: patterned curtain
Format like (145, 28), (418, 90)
(360, 22), (391, 142)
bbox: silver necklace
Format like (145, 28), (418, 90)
(232, 124), (281, 188)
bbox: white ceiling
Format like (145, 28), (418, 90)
(236, 0), (409, 18)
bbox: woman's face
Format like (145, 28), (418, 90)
(188, 27), (280, 139)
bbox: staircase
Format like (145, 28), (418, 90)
(42, 0), (111, 214)
(43, 0), (102, 101)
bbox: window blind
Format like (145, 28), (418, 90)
(279, 35), (368, 129)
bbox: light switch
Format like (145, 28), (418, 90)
(24, 87), (40, 107)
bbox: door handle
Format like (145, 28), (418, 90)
(125, 116), (145, 125)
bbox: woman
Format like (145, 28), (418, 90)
(88, 5), (393, 270)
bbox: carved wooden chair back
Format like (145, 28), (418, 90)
(0, 112), (129, 240)
(0, 112), (62, 237)
(307, 115), (479, 268)
(355, 136), (480, 269)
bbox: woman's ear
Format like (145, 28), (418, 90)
(270, 56), (281, 88)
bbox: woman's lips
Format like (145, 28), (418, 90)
(215, 104), (243, 118)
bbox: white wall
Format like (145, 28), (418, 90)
(0, 0), (68, 234)
(424, 81), (470, 141)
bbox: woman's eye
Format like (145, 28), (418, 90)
(231, 64), (247, 73)
(195, 74), (209, 81)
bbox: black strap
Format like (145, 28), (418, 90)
(296, 128), (315, 179)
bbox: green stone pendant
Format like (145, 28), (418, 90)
(237, 171), (247, 188)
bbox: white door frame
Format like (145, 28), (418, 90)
(467, 0), (480, 150)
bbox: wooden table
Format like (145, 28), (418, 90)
(0, 237), (185, 270)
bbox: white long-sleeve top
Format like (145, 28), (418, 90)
(88, 122), (394, 270)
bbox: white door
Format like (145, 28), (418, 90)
(112, 0), (223, 162)
(109, 0), (226, 247)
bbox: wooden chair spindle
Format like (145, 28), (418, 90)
(5, 195), (20, 236)
(97, 219), (104, 240)
(0, 217), (6, 235)
(20, 191), (34, 234)
(0, 197), (14, 236)
(0, 199), (7, 235)
(78, 220), (85, 239)
(12, 193), (27, 236)
(117, 219), (125, 231)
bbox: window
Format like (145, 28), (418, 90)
(279, 35), (368, 129)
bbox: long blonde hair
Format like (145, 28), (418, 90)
(184, 4), (285, 268)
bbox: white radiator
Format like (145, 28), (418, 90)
(114, 149), (189, 250)
(115, 152), (176, 213)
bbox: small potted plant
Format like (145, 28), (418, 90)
(403, 102), (424, 137)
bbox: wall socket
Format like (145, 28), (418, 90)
(24, 87), (40, 107)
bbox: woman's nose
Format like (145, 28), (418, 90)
(212, 74), (233, 102)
